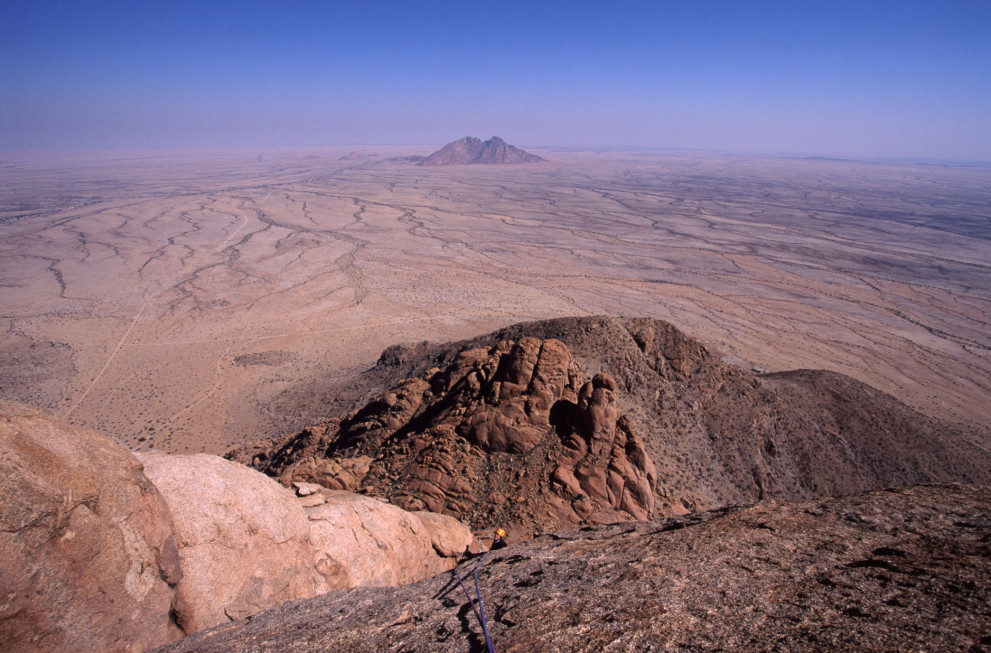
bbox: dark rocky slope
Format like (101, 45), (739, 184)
(418, 136), (544, 165)
(231, 317), (991, 537)
(152, 484), (991, 653)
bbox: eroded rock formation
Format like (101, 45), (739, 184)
(0, 400), (182, 653)
(238, 316), (991, 536)
(236, 336), (657, 537)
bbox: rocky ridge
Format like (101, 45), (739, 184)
(418, 136), (544, 166)
(152, 483), (991, 653)
(234, 316), (991, 537)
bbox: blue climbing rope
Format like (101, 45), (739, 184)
(473, 554), (496, 653)
(454, 551), (497, 653)
(454, 558), (483, 624)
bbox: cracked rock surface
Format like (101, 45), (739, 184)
(0, 400), (181, 653)
(138, 452), (477, 634)
(137, 453), (317, 634)
(306, 489), (474, 593)
(152, 484), (991, 653)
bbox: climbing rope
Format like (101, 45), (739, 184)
(453, 551), (497, 653)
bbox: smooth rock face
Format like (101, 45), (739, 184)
(306, 491), (471, 593)
(150, 484), (991, 653)
(136, 452), (474, 632)
(136, 453), (317, 634)
(412, 510), (478, 558)
(0, 400), (181, 653)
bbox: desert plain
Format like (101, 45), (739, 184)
(0, 147), (988, 453)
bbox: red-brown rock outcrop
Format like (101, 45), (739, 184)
(0, 400), (182, 653)
(237, 336), (656, 537)
(418, 136), (544, 165)
(234, 316), (991, 537)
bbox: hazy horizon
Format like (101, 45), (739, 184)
(3, 1), (990, 161)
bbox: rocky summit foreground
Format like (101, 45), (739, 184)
(153, 484), (991, 653)
(0, 399), (475, 653)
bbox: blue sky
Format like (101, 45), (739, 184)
(2, 0), (989, 159)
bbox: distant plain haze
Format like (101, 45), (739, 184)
(2, 0), (989, 160)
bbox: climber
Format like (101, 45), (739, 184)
(491, 528), (508, 550)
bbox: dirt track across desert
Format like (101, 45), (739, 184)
(1, 148), (988, 452)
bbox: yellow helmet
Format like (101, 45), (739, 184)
(496, 528), (507, 537)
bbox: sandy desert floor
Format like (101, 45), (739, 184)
(1, 147), (988, 453)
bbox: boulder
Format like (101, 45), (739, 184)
(136, 453), (316, 634)
(412, 510), (478, 558)
(0, 400), (181, 653)
(305, 490), (469, 593)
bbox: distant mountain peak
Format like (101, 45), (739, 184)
(418, 136), (544, 166)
